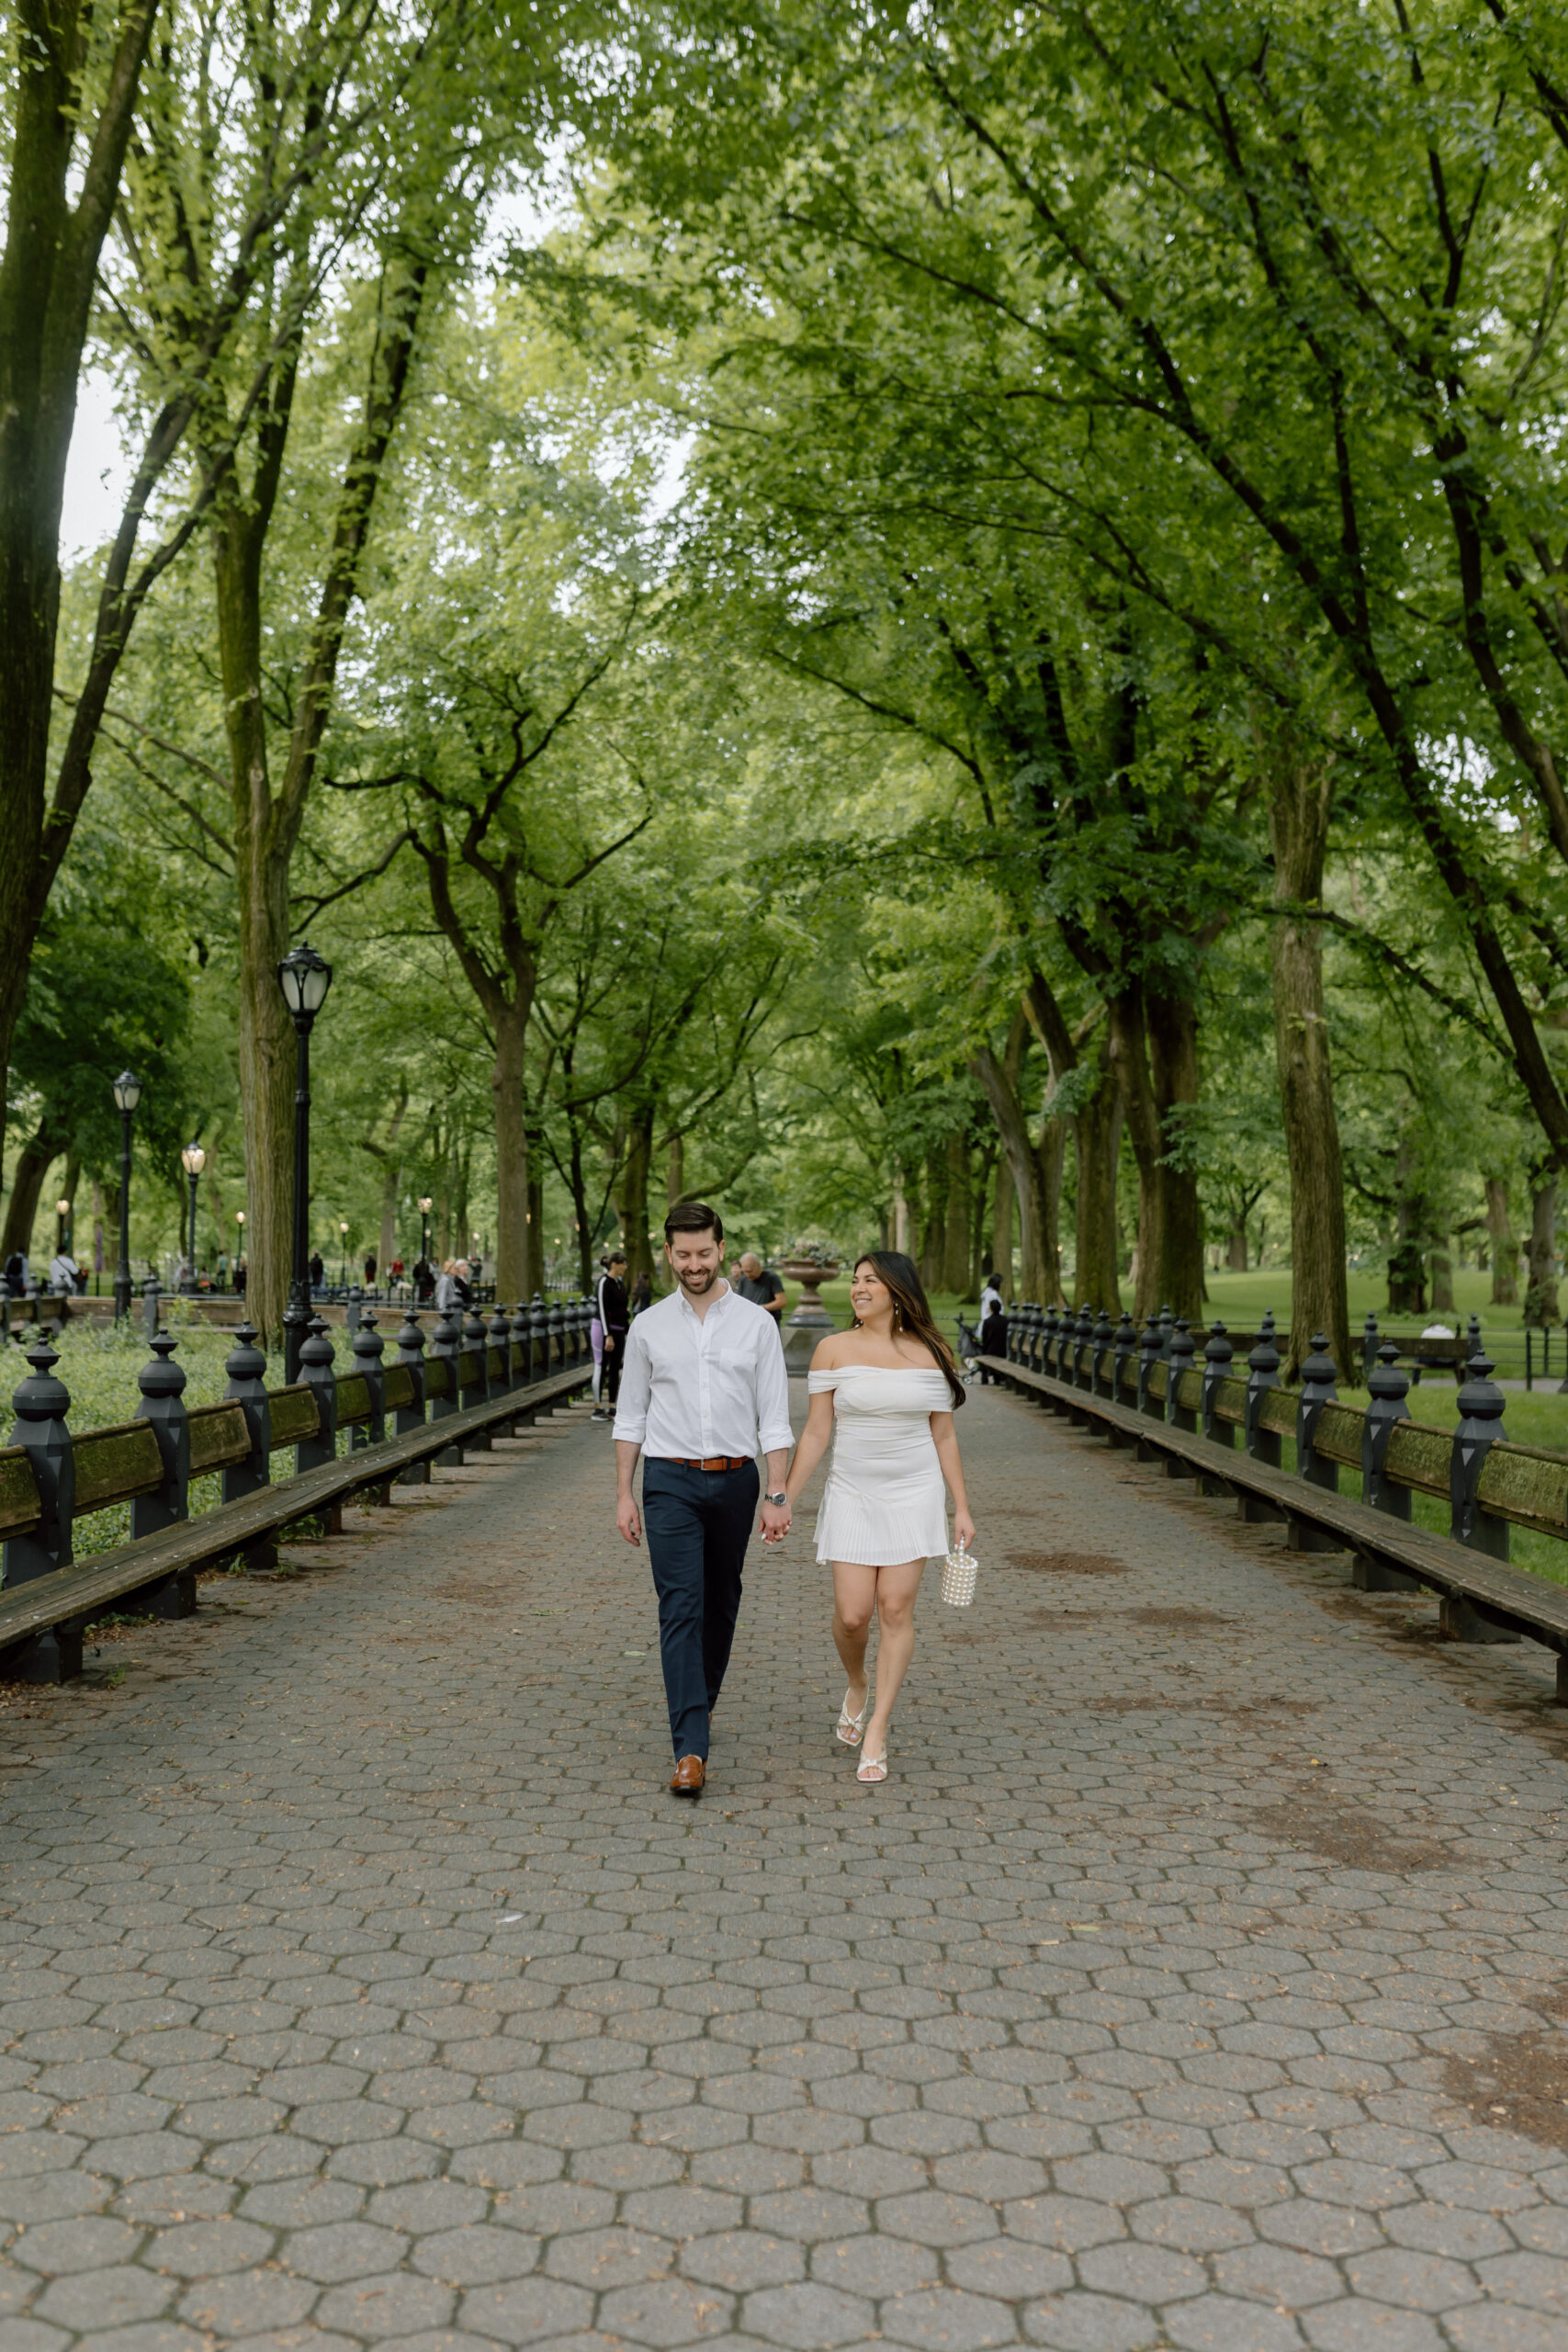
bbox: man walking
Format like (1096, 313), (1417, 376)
(615, 1202), (793, 1797)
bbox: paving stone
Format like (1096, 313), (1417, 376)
(7, 2218), (141, 2276)
(879, 2283), (1021, 2349)
(313, 2270), (457, 2336)
(175, 2267), (319, 2335)
(739, 2279), (874, 2347)
(8, 1391), (1568, 2352)
(595, 2275), (736, 2343)
(31, 2265), (174, 2331)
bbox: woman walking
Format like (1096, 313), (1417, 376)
(783, 1251), (975, 1783)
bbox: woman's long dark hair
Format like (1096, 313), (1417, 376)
(853, 1251), (966, 1409)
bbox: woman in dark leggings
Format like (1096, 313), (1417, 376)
(592, 1251), (630, 1421)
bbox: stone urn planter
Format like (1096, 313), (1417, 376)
(777, 1256), (840, 1374)
(777, 1256), (840, 1328)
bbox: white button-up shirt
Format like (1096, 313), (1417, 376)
(614, 1282), (793, 1460)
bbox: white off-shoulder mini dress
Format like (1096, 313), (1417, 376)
(808, 1363), (953, 1566)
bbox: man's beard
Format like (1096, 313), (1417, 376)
(678, 1263), (719, 1295)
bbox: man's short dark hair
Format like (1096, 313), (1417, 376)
(665, 1201), (723, 1245)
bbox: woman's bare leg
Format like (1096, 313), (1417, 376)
(832, 1561), (877, 1718)
(863, 1557), (925, 1758)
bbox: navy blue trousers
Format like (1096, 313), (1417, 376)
(641, 1459), (757, 1761)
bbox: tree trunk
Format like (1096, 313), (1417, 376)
(491, 1001), (531, 1304)
(991, 1156), (1015, 1296)
(216, 252), (430, 1349)
(1485, 1176), (1518, 1305)
(618, 1101), (657, 1293)
(1072, 1036), (1122, 1312)
(1110, 984), (1201, 1321)
(1267, 748), (1354, 1379)
(218, 495), (298, 1352)
(1388, 1150), (1430, 1316)
(0, 0), (158, 1175)
(1527, 1182), (1560, 1325)
(0, 1121), (64, 1261)
(970, 1046), (1062, 1306)
(1226, 1227), (1248, 1271)
(917, 1144), (945, 1291)
(667, 1132), (686, 1204)
(942, 1129), (971, 1296)
(1429, 1238), (1456, 1315)
(968, 1141), (995, 1301)
(528, 1169), (544, 1291)
(1145, 985), (1205, 1325)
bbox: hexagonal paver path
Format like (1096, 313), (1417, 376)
(5, 1383), (1568, 2352)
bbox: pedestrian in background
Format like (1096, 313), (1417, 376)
(592, 1250), (630, 1421)
(736, 1252), (785, 1322)
(631, 1269), (652, 1316)
(978, 1297), (1009, 1383)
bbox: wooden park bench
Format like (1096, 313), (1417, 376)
(978, 1303), (1568, 1700)
(0, 1297), (594, 1685)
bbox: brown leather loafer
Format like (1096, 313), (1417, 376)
(670, 1755), (705, 1798)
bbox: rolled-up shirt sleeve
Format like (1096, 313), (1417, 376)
(754, 1320), (794, 1454)
(612, 1317), (653, 1446)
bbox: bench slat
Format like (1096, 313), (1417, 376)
(188, 1401), (251, 1476)
(73, 1421), (164, 1512)
(0, 1364), (589, 1649)
(0, 1447), (40, 1538)
(268, 1387), (319, 1447)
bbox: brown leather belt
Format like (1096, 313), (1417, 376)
(669, 1455), (751, 1472)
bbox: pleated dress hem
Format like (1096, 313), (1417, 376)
(814, 1480), (948, 1566)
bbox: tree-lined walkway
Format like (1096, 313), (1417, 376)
(4, 1388), (1568, 2351)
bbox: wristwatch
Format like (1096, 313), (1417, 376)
(764, 1491), (788, 1507)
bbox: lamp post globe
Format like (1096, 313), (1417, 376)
(180, 1142), (206, 1293)
(111, 1072), (141, 1322)
(276, 942), (333, 1382)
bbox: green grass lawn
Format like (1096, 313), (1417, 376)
(1203, 1265), (1526, 1331)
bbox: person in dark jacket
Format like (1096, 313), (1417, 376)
(978, 1303), (1009, 1384)
(592, 1250), (630, 1421)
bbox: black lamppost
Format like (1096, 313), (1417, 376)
(112, 1070), (141, 1323)
(277, 942), (333, 1381)
(339, 1219), (349, 1289)
(234, 1209), (244, 1293)
(419, 1195), (433, 1270)
(55, 1196), (72, 1258)
(180, 1142), (205, 1291)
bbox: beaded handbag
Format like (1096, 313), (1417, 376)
(941, 1544), (978, 1607)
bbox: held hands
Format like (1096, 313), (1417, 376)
(616, 1494), (642, 1547)
(760, 1498), (792, 1546)
(953, 1508), (976, 1554)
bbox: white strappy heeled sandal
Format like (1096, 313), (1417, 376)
(857, 1743), (888, 1783)
(836, 1688), (870, 1746)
